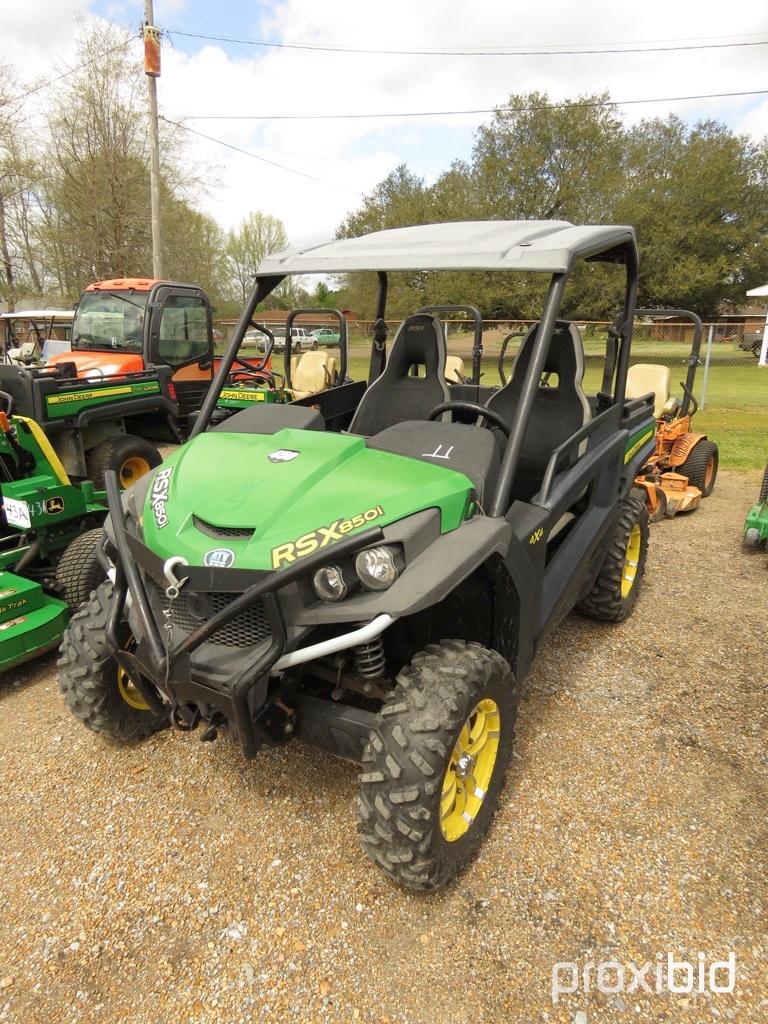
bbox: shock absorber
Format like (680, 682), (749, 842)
(353, 634), (386, 679)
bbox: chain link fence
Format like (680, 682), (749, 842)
(213, 316), (766, 413)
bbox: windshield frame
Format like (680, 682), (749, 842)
(72, 289), (149, 353)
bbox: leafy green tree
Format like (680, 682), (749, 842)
(336, 91), (768, 320)
(223, 211), (287, 304)
(471, 92), (624, 222)
(163, 202), (226, 307)
(615, 116), (768, 316)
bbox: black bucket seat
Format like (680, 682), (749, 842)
(485, 320), (591, 501)
(350, 313), (449, 435)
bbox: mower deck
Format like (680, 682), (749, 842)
(0, 571), (69, 672)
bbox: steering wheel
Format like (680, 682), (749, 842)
(227, 366), (273, 384)
(233, 354), (267, 372)
(427, 401), (510, 437)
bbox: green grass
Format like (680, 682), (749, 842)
(342, 351), (766, 470)
(693, 408), (767, 471)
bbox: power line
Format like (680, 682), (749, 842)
(159, 116), (363, 195)
(178, 88), (768, 122)
(165, 27), (768, 57)
(5, 37), (135, 113)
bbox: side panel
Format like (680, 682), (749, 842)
(43, 380), (162, 420)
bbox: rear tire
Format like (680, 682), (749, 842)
(577, 497), (649, 622)
(86, 435), (162, 490)
(678, 440), (718, 497)
(56, 528), (106, 611)
(311, 340), (319, 351)
(357, 640), (518, 891)
(58, 581), (168, 743)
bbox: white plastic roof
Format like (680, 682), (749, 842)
(0, 310), (74, 319)
(256, 220), (636, 277)
(746, 283), (768, 297)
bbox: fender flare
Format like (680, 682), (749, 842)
(669, 432), (707, 466)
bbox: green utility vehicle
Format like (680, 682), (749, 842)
(58, 221), (655, 890)
(0, 277), (221, 490)
(0, 359), (167, 489)
(743, 463), (768, 551)
(0, 406), (106, 671)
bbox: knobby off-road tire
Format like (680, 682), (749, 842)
(678, 439), (718, 497)
(85, 435), (162, 490)
(357, 640), (518, 891)
(56, 528), (106, 611)
(58, 581), (169, 743)
(577, 497), (649, 623)
(758, 464), (768, 504)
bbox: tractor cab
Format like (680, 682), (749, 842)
(49, 278), (215, 418)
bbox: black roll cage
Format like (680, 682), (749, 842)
(192, 241), (639, 519)
(634, 308), (703, 418)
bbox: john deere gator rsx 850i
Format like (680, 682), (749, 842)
(58, 221), (655, 890)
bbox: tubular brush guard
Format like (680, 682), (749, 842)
(103, 469), (385, 757)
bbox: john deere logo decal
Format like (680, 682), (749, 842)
(271, 505), (385, 569)
(45, 496), (65, 515)
(268, 449), (300, 463)
(204, 547), (236, 569)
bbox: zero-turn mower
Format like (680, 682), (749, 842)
(626, 309), (719, 521)
(58, 220), (656, 890)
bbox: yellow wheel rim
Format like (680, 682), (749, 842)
(440, 698), (500, 842)
(117, 663), (151, 711)
(119, 456), (152, 488)
(621, 523), (642, 598)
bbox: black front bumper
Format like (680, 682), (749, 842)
(103, 471), (383, 757)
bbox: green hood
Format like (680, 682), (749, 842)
(141, 428), (473, 571)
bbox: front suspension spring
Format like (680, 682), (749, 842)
(353, 634), (386, 679)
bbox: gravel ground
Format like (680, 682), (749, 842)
(0, 469), (765, 1024)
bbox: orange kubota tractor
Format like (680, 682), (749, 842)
(625, 308), (718, 521)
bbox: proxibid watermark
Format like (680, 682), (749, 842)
(552, 953), (736, 1004)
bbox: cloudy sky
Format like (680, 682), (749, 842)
(3, 0), (767, 246)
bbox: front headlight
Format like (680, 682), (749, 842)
(312, 564), (348, 602)
(354, 546), (400, 591)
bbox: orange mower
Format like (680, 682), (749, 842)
(625, 309), (718, 521)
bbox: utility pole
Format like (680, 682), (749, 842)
(143, 0), (163, 278)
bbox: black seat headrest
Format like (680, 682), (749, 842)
(349, 314), (449, 436)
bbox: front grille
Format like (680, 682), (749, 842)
(192, 515), (254, 540)
(151, 585), (271, 647)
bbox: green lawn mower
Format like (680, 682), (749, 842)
(0, 406), (107, 672)
(58, 221), (655, 891)
(743, 463), (768, 552)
